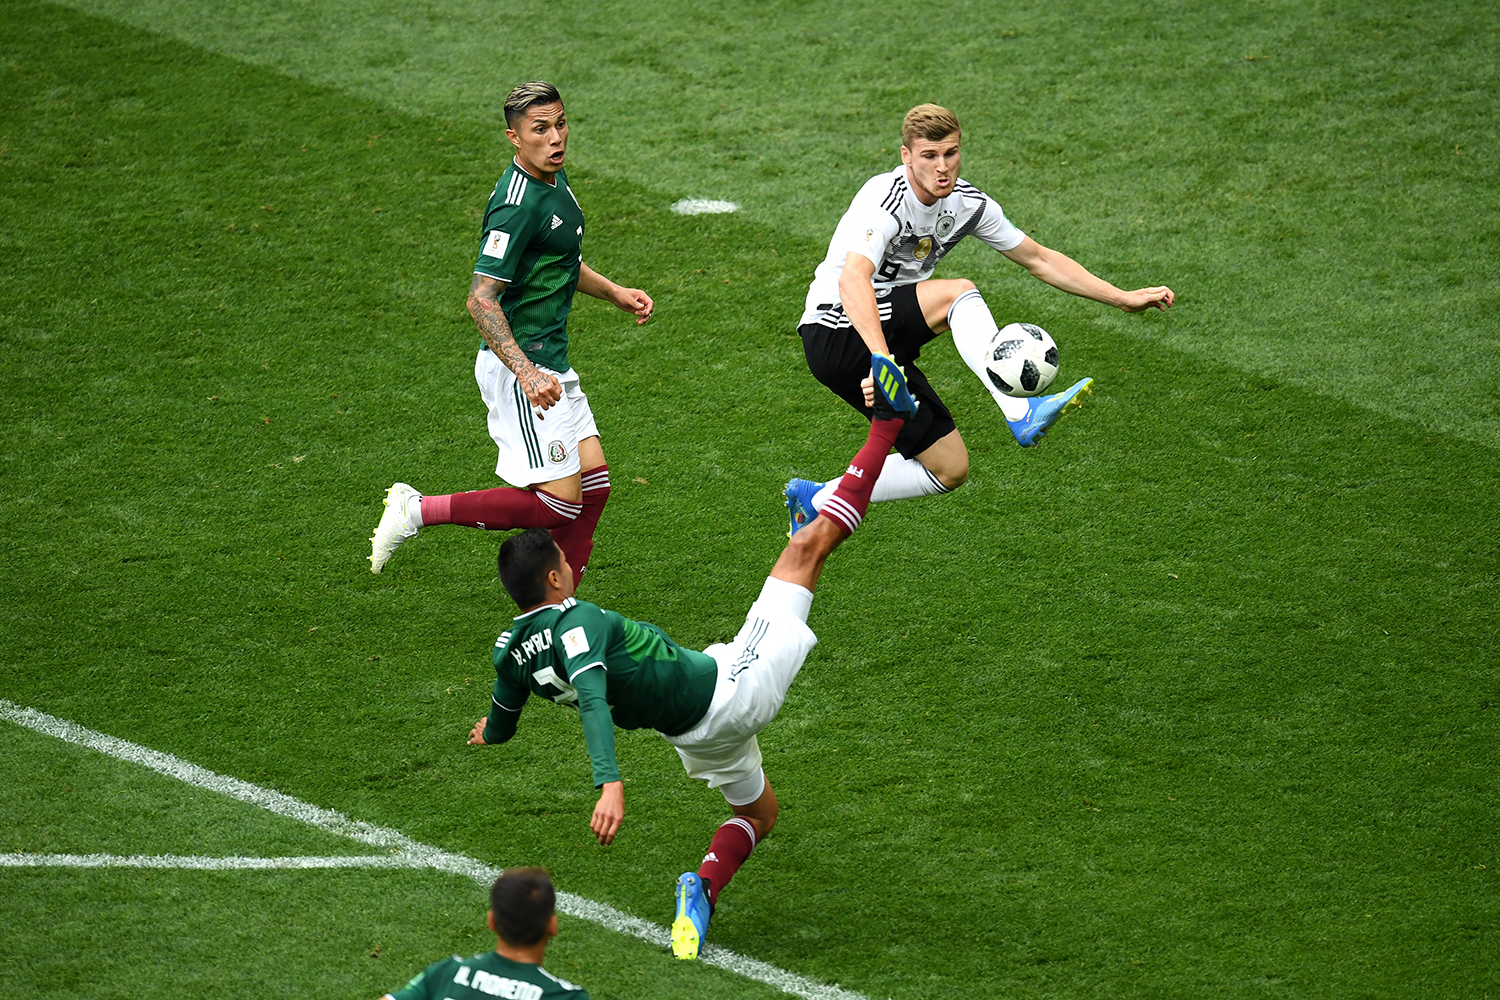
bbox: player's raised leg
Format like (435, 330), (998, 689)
(787, 362), (960, 535)
(944, 285), (1093, 446)
(674, 408), (905, 959)
(774, 390), (908, 578)
(369, 475), (582, 574)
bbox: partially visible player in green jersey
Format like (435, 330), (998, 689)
(468, 393), (914, 959)
(383, 867), (588, 1000)
(370, 81), (653, 584)
(485, 598), (719, 789)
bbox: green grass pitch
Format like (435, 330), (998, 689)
(3, 1), (1497, 997)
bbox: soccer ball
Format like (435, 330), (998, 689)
(985, 322), (1059, 397)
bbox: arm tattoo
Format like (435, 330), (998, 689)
(468, 278), (548, 394)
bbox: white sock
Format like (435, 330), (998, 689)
(811, 452), (949, 508)
(406, 491), (425, 528)
(756, 575), (814, 623)
(948, 288), (1032, 422)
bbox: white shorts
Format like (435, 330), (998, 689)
(662, 600), (818, 803)
(474, 347), (599, 488)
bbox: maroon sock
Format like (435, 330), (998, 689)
(819, 417), (905, 537)
(697, 817), (757, 910)
(550, 465), (610, 584)
(422, 487), (581, 531)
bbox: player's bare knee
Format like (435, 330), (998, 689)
(937, 458), (970, 490)
(938, 278), (976, 314)
(736, 793), (778, 838)
(920, 449), (969, 490)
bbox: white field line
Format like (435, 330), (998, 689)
(0, 700), (869, 1000)
(0, 853), (433, 870)
(670, 198), (739, 215)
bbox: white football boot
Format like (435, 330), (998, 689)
(369, 482), (422, 573)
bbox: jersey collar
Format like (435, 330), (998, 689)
(512, 597), (577, 621)
(512, 155), (559, 187)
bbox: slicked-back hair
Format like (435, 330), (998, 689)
(504, 81), (563, 128)
(491, 867), (556, 947)
(497, 527), (562, 609)
(901, 104), (961, 148)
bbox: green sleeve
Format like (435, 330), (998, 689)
(483, 672), (528, 745)
(475, 196), (542, 282)
(571, 667), (621, 787)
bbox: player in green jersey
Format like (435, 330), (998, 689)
(467, 388), (914, 959)
(370, 81), (653, 583)
(383, 867), (589, 1000)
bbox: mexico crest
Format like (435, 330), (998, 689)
(548, 440), (568, 464)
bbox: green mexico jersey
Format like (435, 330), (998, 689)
(389, 950), (589, 1000)
(473, 159), (586, 373)
(483, 597), (718, 786)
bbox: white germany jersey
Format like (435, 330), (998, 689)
(799, 165), (1025, 328)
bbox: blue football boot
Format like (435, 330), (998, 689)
(671, 872), (711, 960)
(1007, 377), (1094, 447)
(784, 478), (823, 537)
(870, 352), (919, 417)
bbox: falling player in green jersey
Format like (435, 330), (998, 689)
(383, 868), (589, 1000)
(467, 387), (915, 960)
(370, 81), (653, 583)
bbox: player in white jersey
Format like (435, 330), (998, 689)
(786, 104), (1174, 533)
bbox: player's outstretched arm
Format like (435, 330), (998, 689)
(1001, 236), (1174, 312)
(591, 781), (625, 845)
(467, 273), (563, 407)
(577, 262), (653, 324)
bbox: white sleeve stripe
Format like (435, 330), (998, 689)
(570, 662), (605, 677)
(505, 170), (528, 205)
(492, 697), (522, 713)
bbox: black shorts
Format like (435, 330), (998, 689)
(797, 282), (956, 459)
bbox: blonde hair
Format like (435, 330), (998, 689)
(504, 81), (562, 127)
(901, 104), (961, 147)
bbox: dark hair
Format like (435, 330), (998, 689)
(498, 528), (562, 608)
(491, 867), (556, 946)
(504, 81), (563, 127)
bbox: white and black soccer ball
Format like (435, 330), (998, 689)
(985, 322), (1059, 397)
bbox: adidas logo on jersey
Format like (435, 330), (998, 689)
(550, 214), (564, 230)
